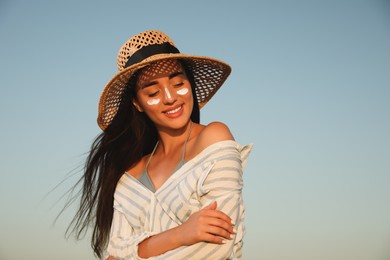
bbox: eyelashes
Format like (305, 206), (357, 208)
(147, 84), (183, 97)
(174, 82), (184, 87)
(145, 86), (190, 106)
(149, 91), (159, 97)
(147, 87), (189, 98)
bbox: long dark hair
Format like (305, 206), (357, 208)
(67, 61), (200, 258)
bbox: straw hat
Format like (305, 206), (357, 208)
(97, 30), (231, 130)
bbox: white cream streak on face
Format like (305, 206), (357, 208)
(147, 98), (160, 105)
(177, 88), (189, 95)
(164, 87), (172, 99)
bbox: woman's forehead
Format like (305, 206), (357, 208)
(137, 59), (183, 85)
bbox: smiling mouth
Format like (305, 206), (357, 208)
(165, 105), (182, 114)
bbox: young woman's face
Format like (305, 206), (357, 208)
(133, 59), (194, 130)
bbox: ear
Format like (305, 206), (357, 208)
(132, 99), (144, 112)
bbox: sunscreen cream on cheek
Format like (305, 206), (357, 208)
(147, 98), (160, 105)
(177, 88), (189, 95)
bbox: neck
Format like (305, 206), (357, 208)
(155, 121), (193, 155)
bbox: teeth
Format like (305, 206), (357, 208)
(166, 106), (181, 114)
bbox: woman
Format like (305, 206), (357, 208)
(69, 30), (252, 259)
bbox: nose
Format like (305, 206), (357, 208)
(163, 86), (176, 104)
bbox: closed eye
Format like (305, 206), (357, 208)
(173, 82), (184, 87)
(149, 91), (159, 97)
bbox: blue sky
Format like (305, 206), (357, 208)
(0, 0), (389, 259)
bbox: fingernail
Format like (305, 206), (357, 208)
(230, 234), (234, 239)
(222, 240), (227, 244)
(233, 228), (237, 234)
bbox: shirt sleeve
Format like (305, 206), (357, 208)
(196, 143), (248, 258)
(106, 200), (157, 260)
(146, 143), (251, 260)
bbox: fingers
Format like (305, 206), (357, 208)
(202, 207), (233, 226)
(197, 221), (236, 244)
(200, 216), (235, 239)
(208, 216), (235, 233)
(196, 211), (235, 241)
(202, 232), (227, 244)
(206, 222), (235, 240)
(183, 201), (236, 245)
(205, 201), (217, 210)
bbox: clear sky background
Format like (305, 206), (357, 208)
(0, 0), (389, 259)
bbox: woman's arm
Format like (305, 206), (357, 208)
(107, 201), (234, 260)
(137, 201), (234, 258)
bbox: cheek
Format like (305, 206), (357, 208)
(146, 98), (160, 106)
(177, 87), (189, 96)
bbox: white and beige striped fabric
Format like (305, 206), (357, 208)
(106, 140), (253, 260)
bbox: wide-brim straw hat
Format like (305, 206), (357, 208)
(97, 30), (231, 130)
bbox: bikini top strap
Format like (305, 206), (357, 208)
(145, 141), (159, 169)
(145, 121), (193, 168)
(181, 121), (193, 161)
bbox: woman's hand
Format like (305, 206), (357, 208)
(177, 201), (236, 246)
(137, 201), (236, 258)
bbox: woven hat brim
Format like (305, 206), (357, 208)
(97, 53), (231, 130)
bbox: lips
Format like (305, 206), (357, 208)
(163, 104), (183, 118)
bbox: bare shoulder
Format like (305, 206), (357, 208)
(186, 122), (234, 160)
(197, 121), (234, 148)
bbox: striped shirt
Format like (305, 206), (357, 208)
(106, 140), (253, 260)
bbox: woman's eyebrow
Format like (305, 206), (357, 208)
(141, 71), (184, 89)
(169, 71), (184, 79)
(141, 81), (158, 89)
